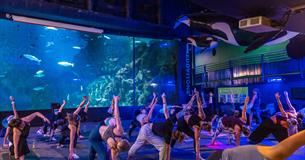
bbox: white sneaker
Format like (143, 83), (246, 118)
(51, 137), (57, 141)
(73, 153), (80, 159)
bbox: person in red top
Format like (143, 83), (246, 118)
(211, 96), (250, 146)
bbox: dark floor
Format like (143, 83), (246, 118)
(1, 121), (305, 160)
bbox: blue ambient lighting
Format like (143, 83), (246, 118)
(267, 77), (283, 83)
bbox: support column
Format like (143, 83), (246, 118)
(132, 37), (136, 106)
(204, 65), (207, 87)
(229, 60), (234, 85)
(299, 57), (305, 79)
(177, 41), (187, 104)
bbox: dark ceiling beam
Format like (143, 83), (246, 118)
(0, 0), (176, 39)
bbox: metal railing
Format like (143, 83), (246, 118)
(194, 49), (304, 87)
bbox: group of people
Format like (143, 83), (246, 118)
(207, 90), (305, 160)
(2, 96), (51, 160)
(2, 96), (90, 160)
(1, 88), (305, 160)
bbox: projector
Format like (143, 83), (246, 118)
(239, 16), (279, 33)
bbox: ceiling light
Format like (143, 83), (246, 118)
(7, 14), (103, 34)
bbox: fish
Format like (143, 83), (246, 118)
(80, 85), (83, 91)
(0, 72), (7, 78)
(150, 83), (158, 87)
(21, 54), (42, 64)
(57, 61), (74, 67)
(36, 70), (44, 75)
(96, 97), (107, 102)
(73, 46), (81, 50)
(34, 74), (45, 78)
(45, 41), (55, 47)
(109, 58), (118, 62)
(34, 70), (44, 78)
(33, 86), (45, 91)
(104, 35), (111, 39)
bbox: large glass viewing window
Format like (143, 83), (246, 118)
(134, 37), (178, 106)
(0, 19), (177, 111)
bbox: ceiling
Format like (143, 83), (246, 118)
(2, 0), (305, 35)
(190, 0), (305, 19)
(188, 0), (305, 33)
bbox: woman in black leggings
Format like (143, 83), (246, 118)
(208, 129), (305, 160)
(175, 89), (206, 160)
(6, 96), (50, 160)
(89, 96), (130, 160)
(56, 96), (87, 160)
(249, 92), (296, 144)
(128, 93), (183, 160)
(42, 100), (66, 141)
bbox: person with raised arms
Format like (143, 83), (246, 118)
(89, 96), (130, 160)
(207, 129), (305, 160)
(211, 96), (250, 146)
(6, 96), (50, 160)
(173, 88), (206, 160)
(128, 93), (183, 160)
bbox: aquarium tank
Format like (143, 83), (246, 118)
(0, 19), (178, 111)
